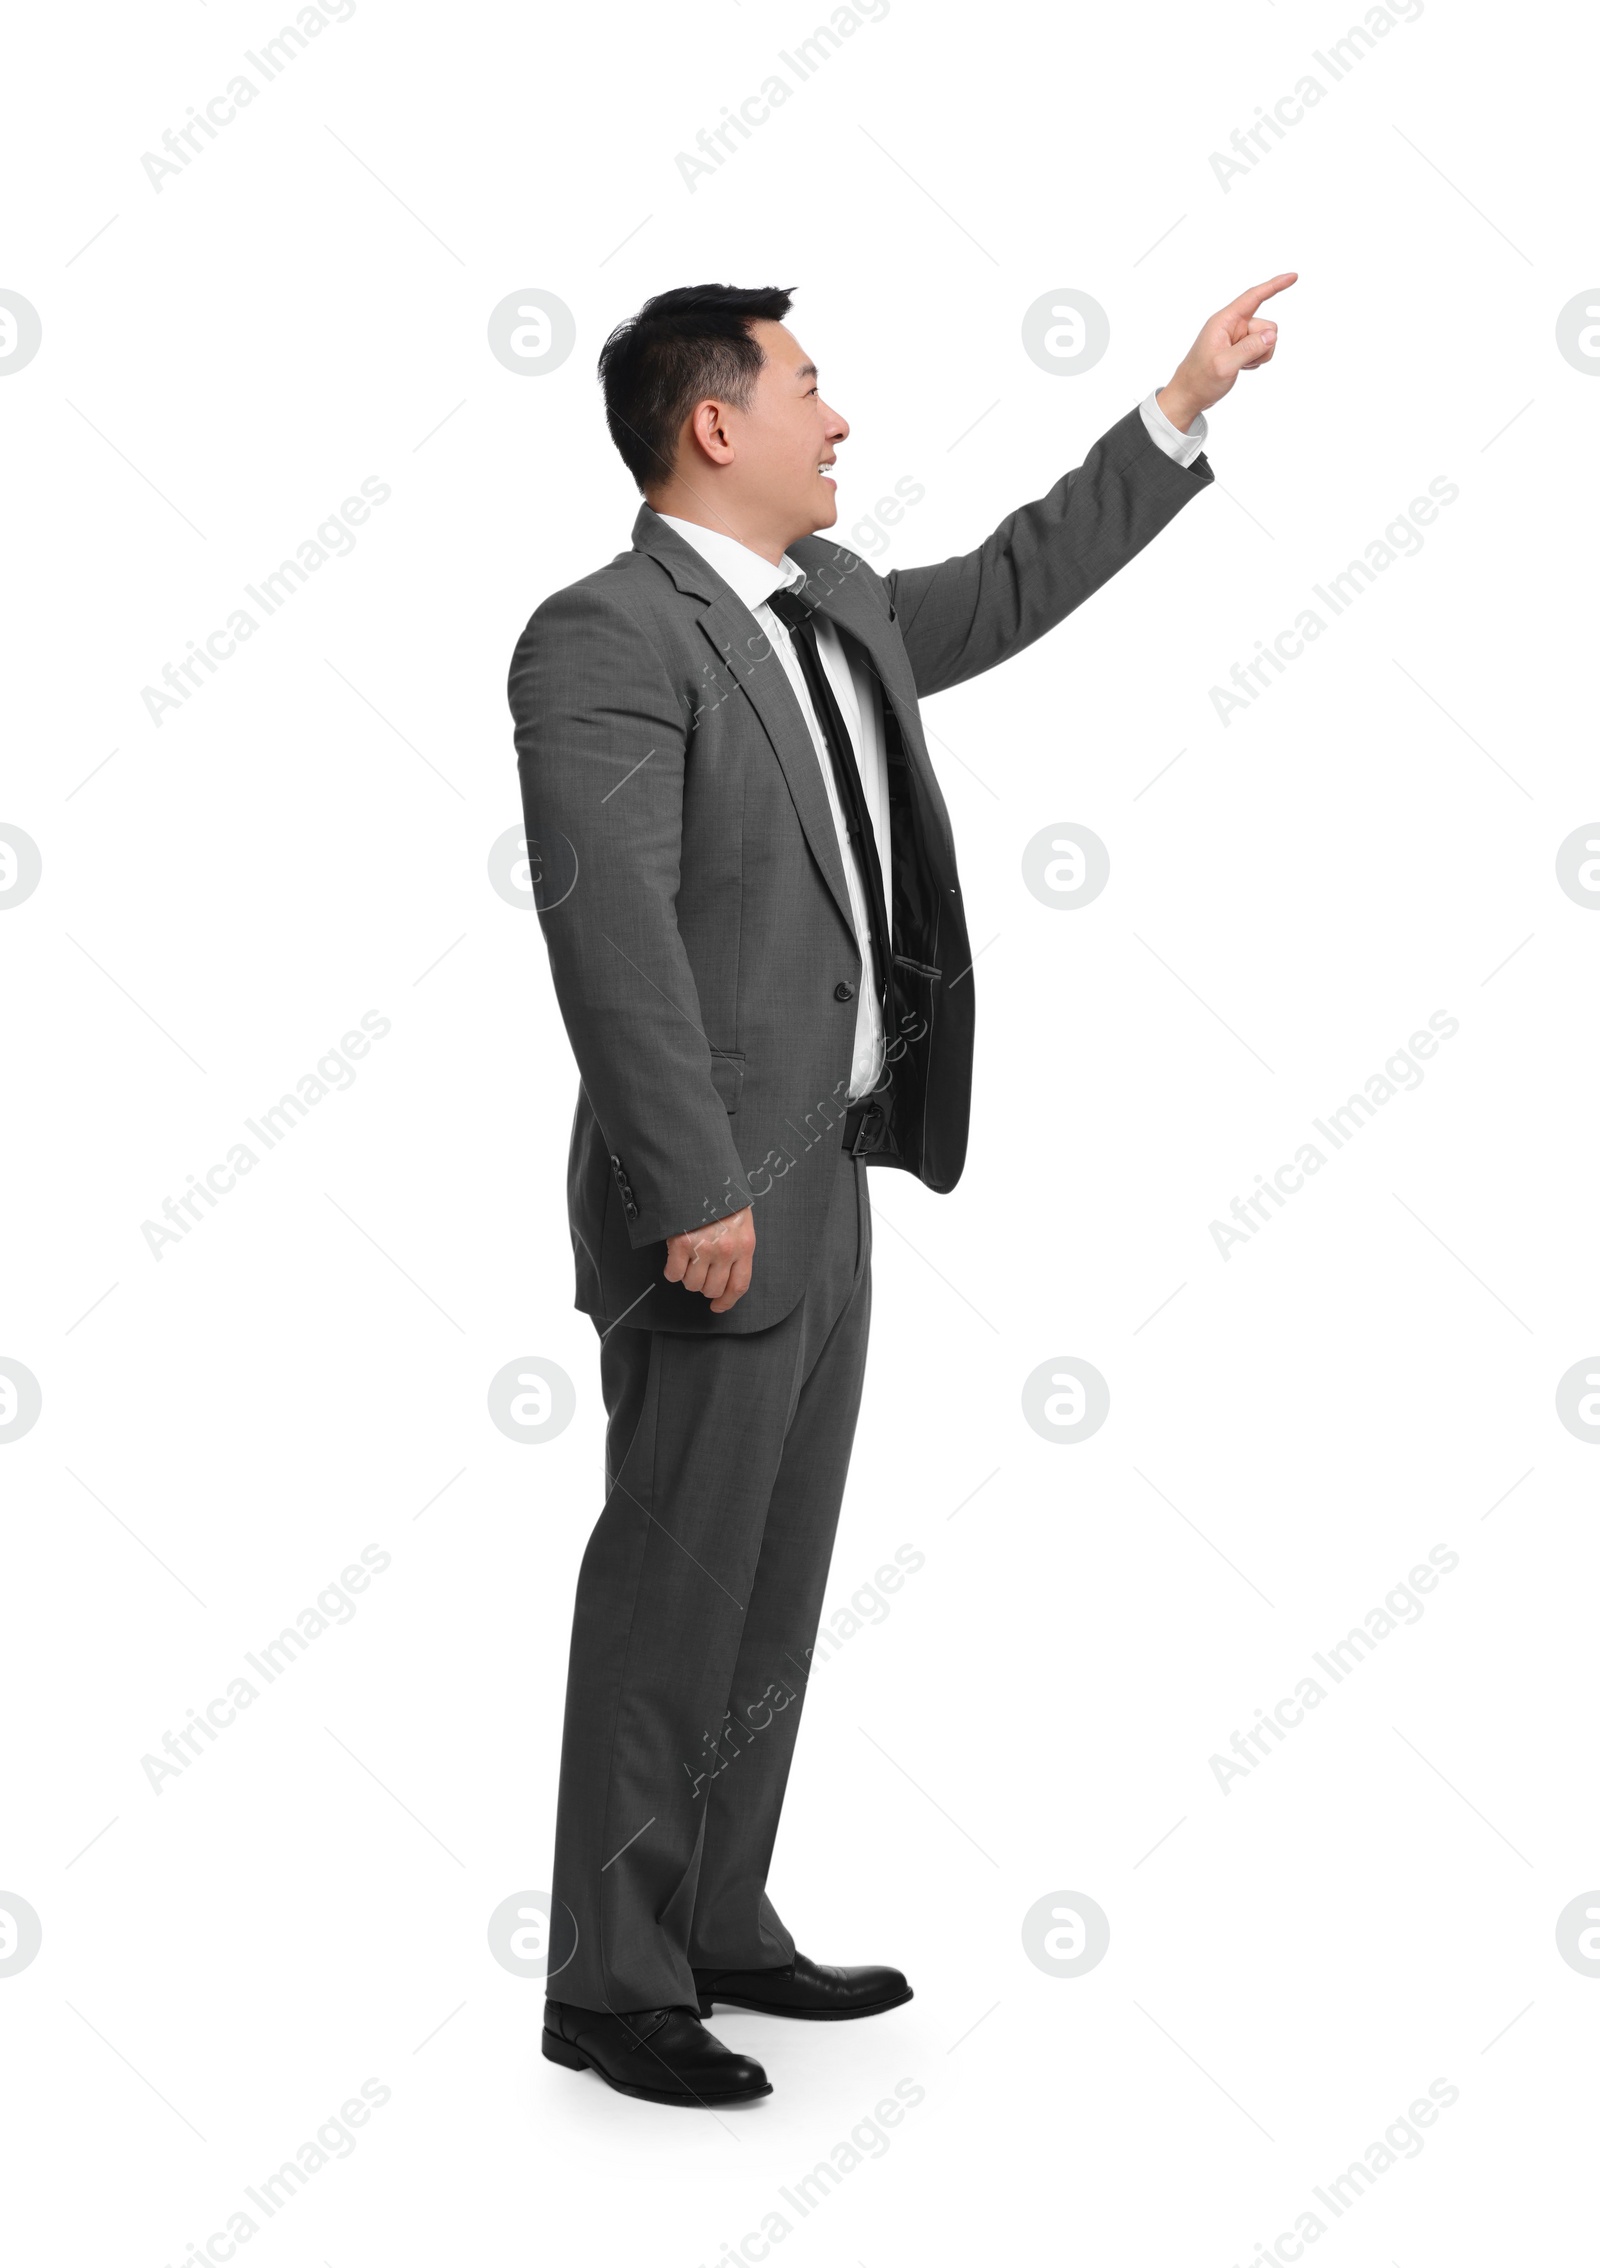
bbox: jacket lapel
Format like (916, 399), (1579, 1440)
(789, 533), (958, 871)
(632, 508), (858, 942)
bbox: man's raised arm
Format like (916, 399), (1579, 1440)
(884, 406), (1211, 699)
(885, 273), (1296, 699)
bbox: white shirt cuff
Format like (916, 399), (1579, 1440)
(1139, 388), (1208, 469)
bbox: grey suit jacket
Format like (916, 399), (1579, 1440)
(508, 403), (1211, 1334)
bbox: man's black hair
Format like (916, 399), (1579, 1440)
(597, 283), (796, 493)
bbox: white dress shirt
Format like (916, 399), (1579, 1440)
(660, 389), (1207, 1102)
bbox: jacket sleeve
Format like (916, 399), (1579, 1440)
(508, 579), (752, 1247)
(884, 403), (1212, 699)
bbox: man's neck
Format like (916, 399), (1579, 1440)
(645, 490), (792, 568)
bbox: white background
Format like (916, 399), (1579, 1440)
(3, 0), (1598, 2260)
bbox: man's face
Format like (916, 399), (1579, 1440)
(724, 319), (850, 540)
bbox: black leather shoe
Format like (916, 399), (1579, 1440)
(692, 1951), (913, 2021)
(541, 1999), (772, 2105)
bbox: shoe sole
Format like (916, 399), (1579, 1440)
(695, 1985), (914, 2021)
(541, 2027), (772, 2105)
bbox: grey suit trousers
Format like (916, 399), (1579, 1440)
(550, 1138), (873, 2012)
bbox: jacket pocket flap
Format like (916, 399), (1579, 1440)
(708, 1050), (745, 1113)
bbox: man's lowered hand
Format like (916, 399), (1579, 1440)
(663, 1205), (756, 1314)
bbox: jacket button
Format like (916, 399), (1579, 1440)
(834, 980), (855, 1002)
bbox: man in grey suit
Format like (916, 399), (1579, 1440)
(509, 273), (1294, 2105)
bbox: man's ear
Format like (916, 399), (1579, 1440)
(687, 398), (736, 469)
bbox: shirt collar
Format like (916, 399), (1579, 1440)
(656, 513), (805, 614)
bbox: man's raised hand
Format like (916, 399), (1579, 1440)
(1157, 272), (1299, 433)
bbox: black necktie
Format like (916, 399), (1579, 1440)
(766, 581), (892, 1025)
